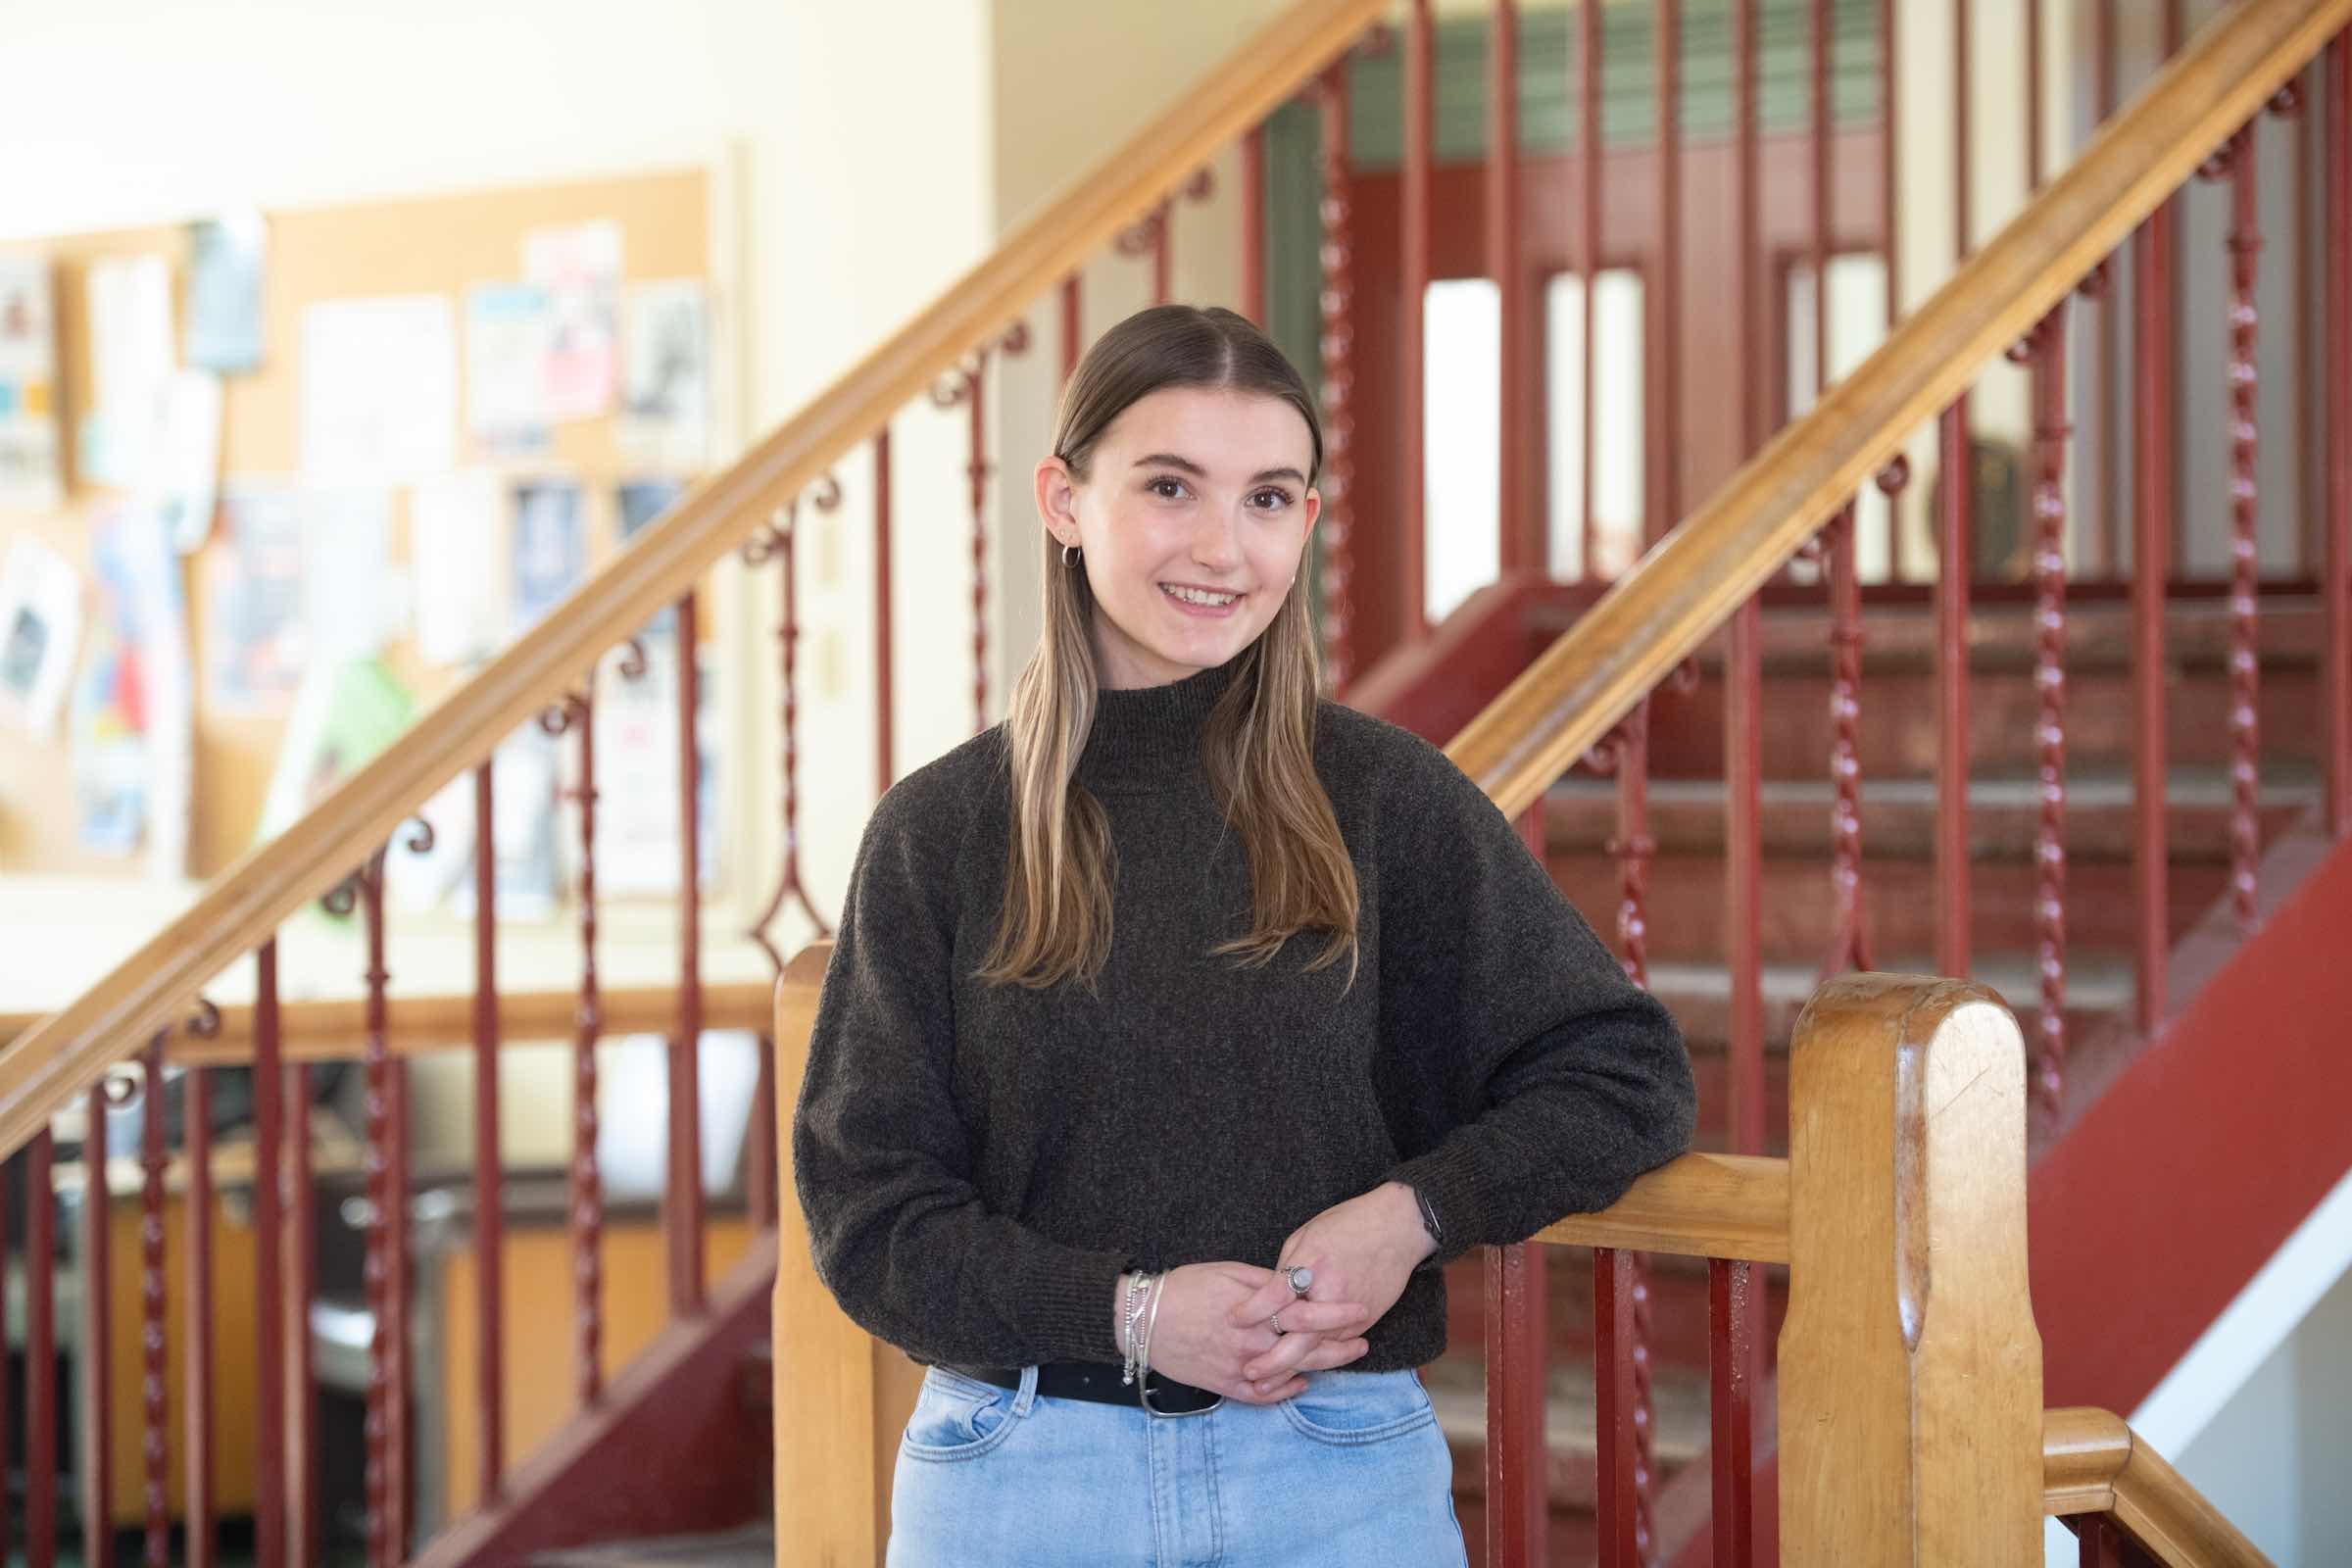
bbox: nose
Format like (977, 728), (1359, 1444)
(1189, 503), (1242, 572)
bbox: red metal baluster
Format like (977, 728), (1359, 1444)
(1812, 0), (1831, 420)
(1316, 62), (1356, 687)
(82, 1076), (115, 1568)
(1882, 0), (1903, 575)
(1060, 275), (1082, 382)
(386, 918), (414, 1561)
(2017, 306), (2073, 1109)
(1493, 0), (1532, 570)
(349, 850), (394, 1568)
(182, 1003), (220, 1568)
(2133, 201), (2174, 1032)
(1708, 1258), (1756, 1566)
(2027, 0), (2043, 194)
(286, 1053), (318, 1568)
(1936, 399), (1974, 980)
(1582, 0), (1604, 578)
(470, 760), (503, 1502)
(1243, 127), (1267, 328)
(2095, 0), (2121, 575)
(2329, 30), (2351, 839)
(1954, 0), (1971, 262)
(138, 1041), (169, 1568)
(1819, 500), (1878, 979)
(2220, 126), (2264, 925)
(1653, 0), (1681, 546)
(874, 427), (895, 798)
(0, 1153), (10, 1560)
(27, 1127), (56, 1568)
(1594, 1248), (1638, 1566)
(932, 325), (1029, 735)
(671, 593), (707, 1318)
(1730, 0), (1766, 1153)
(253, 940), (286, 1568)
(1400, 0), (1431, 629)
(1483, 1242), (1546, 1568)
(746, 489), (839, 973)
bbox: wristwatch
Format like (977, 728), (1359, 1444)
(1407, 1181), (1446, 1268)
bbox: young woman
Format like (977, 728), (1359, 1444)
(792, 304), (1693, 1566)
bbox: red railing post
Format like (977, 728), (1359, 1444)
(1707, 1258), (1756, 1565)
(471, 760), (504, 1499)
(2221, 123), (2266, 927)
(2133, 203), (2175, 1034)
(1653, 0), (1682, 548)
(670, 592), (708, 1319)
(1582, 0), (1606, 579)
(81, 1077), (114, 1568)
(1316, 61), (1357, 687)
(252, 940), (286, 1568)
(2328, 29), (2352, 838)
(1594, 1248), (1639, 1566)
(1483, 1241), (1546, 1568)
(1492, 0), (1533, 571)
(27, 1127), (56, 1568)
(138, 1042), (170, 1568)
(2020, 302), (2073, 1109)
(1400, 0), (1432, 634)
(183, 1045), (217, 1568)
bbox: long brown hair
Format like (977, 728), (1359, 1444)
(979, 305), (1359, 991)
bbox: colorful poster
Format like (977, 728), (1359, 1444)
(522, 220), (621, 421)
(251, 654), (414, 849)
(0, 255), (64, 510)
(203, 486), (305, 713)
(185, 212), (266, 374)
(300, 295), (457, 484)
(464, 281), (553, 457)
(510, 479), (583, 635)
(77, 255), (175, 490)
(0, 536), (81, 734)
(620, 279), (710, 468)
(72, 506), (192, 873)
(411, 471), (505, 666)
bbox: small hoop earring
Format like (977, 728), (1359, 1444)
(1061, 543), (1081, 568)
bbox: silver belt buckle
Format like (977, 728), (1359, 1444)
(1138, 1370), (1221, 1418)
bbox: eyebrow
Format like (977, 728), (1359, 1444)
(1131, 452), (1308, 487)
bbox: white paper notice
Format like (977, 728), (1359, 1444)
(146, 369), (224, 553)
(80, 255), (176, 490)
(303, 489), (404, 660)
(410, 471), (505, 665)
(301, 296), (457, 484)
(464, 281), (553, 457)
(522, 220), (621, 422)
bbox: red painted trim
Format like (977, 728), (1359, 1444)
(408, 1239), (778, 1568)
(1400, 0), (1432, 635)
(2134, 210), (2174, 1031)
(2095, 0), (2122, 575)
(1242, 136), (1266, 329)
(1483, 1242), (1547, 1567)
(2032, 822), (2352, 1412)
(1708, 1259), (1756, 1567)
(2328, 32), (2351, 836)
(1343, 570), (1547, 742)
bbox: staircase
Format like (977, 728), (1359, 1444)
(0, 0), (2345, 1563)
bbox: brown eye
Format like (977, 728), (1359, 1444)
(1250, 487), (1293, 512)
(1148, 476), (1188, 501)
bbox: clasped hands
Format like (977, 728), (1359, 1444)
(1128, 1181), (1436, 1406)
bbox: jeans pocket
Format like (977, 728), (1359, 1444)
(900, 1368), (1021, 1462)
(1279, 1369), (1439, 1446)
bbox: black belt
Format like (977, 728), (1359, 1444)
(951, 1360), (1224, 1416)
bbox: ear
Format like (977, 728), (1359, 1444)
(1035, 455), (1080, 548)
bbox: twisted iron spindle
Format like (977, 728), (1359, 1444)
(1316, 62), (1356, 686)
(932, 324), (1031, 732)
(744, 481), (840, 970)
(2206, 123), (2267, 926)
(138, 1038), (169, 1568)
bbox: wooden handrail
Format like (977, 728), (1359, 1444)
(1443, 0), (2352, 818)
(2042, 1407), (2275, 1566)
(0, 981), (774, 1066)
(0, 0), (1388, 1162)
(1533, 1151), (1788, 1262)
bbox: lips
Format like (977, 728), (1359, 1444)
(1159, 583), (1243, 615)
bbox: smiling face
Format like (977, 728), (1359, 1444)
(1035, 385), (1321, 691)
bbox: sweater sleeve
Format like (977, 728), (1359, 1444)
(1374, 739), (1695, 1264)
(788, 773), (1129, 1367)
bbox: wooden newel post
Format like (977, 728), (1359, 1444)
(773, 940), (921, 1565)
(1778, 973), (2045, 1564)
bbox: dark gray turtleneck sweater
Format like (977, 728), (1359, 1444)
(791, 660), (1693, 1373)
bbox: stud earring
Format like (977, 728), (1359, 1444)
(1061, 543), (1081, 567)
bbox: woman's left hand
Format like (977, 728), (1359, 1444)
(1226, 1181), (1435, 1392)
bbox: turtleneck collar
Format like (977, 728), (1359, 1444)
(1076, 657), (1248, 793)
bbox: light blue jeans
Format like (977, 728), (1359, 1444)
(885, 1363), (1469, 1567)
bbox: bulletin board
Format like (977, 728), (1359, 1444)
(0, 167), (714, 882)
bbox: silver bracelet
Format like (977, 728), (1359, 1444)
(1120, 1271), (1156, 1386)
(1135, 1269), (1169, 1382)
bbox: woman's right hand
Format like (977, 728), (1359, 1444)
(1128, 1262), (1372, 1404)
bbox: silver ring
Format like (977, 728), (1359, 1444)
(1285, 1265), (1313, 1298)
(1269, 1310), (1288, 1336)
